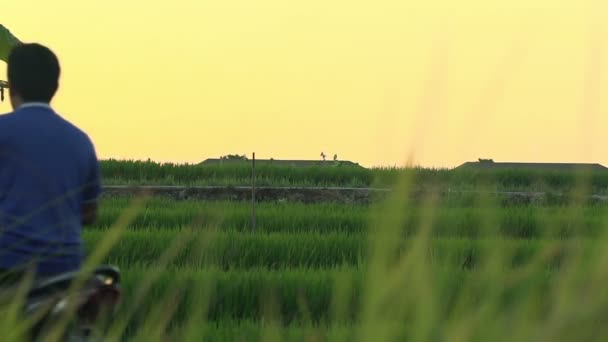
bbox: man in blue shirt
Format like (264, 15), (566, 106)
(0, 43), (101, 283)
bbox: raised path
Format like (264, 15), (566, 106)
(101, 185), (608, 205)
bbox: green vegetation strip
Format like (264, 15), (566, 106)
(95, 198), (608, 238)
(101, 159), (375, 188)
(100, 159), (608, 194)
(112, 266), (562, 332)
(168, 321), (358, 342)
(84, 230), (601, 269)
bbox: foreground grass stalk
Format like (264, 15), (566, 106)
(42, 194), (149, 342)
(105, 225), (219, 341)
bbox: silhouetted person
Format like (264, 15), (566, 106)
(0, 43), (101, 285)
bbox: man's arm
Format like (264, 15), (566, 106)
(82, 202), (98, 226)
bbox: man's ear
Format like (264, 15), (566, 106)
(10, 91), (23, 109)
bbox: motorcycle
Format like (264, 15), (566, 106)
(18, 265), (122, 342)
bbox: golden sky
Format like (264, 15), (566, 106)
(2, 0), (607, 168)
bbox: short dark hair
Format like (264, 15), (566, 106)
(7, 43), (61, 103)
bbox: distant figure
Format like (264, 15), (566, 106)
(0, 43), (101, 285)
(321, 152), (326, 161)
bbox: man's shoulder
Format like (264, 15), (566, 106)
(0, 111), (18, 129)
(8, 106), (95, 150)
(52, 111), (96, 150)
(35, 106), (93, 141)
(0, 110), (17, 119)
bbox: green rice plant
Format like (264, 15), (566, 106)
(94, 198), (608, 238)
(98, 265), (537, 333)
(84, 229), (362, 269)
(111, 254), (603, 339)
(100, 159), (608, 194)
(94, 199), (367, 233)
(82, 229), (599, 271)
(100, 159), (375, 188)
(112, 266), (360, 336)
(169, 320), (358, 342)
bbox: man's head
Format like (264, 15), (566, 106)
(7, 43), (61, 109)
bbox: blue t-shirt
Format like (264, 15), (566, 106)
(0, 103), (101, 276)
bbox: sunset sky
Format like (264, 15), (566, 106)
(2, 0), (607, 168)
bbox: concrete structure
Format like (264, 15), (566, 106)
(199, 158), (363, 168)
(456, 159), (608, 171)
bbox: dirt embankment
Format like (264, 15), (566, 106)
(102, 186), (389, 204)
(101, 186), (608, 206)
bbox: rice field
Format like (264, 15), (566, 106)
(8, 161), (608, 341)
(101, 159), (608, 194)
(75, 159), (608, 341)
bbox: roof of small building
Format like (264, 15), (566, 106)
(456, 159), (608, 171)
(199, 158), (363, 168)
